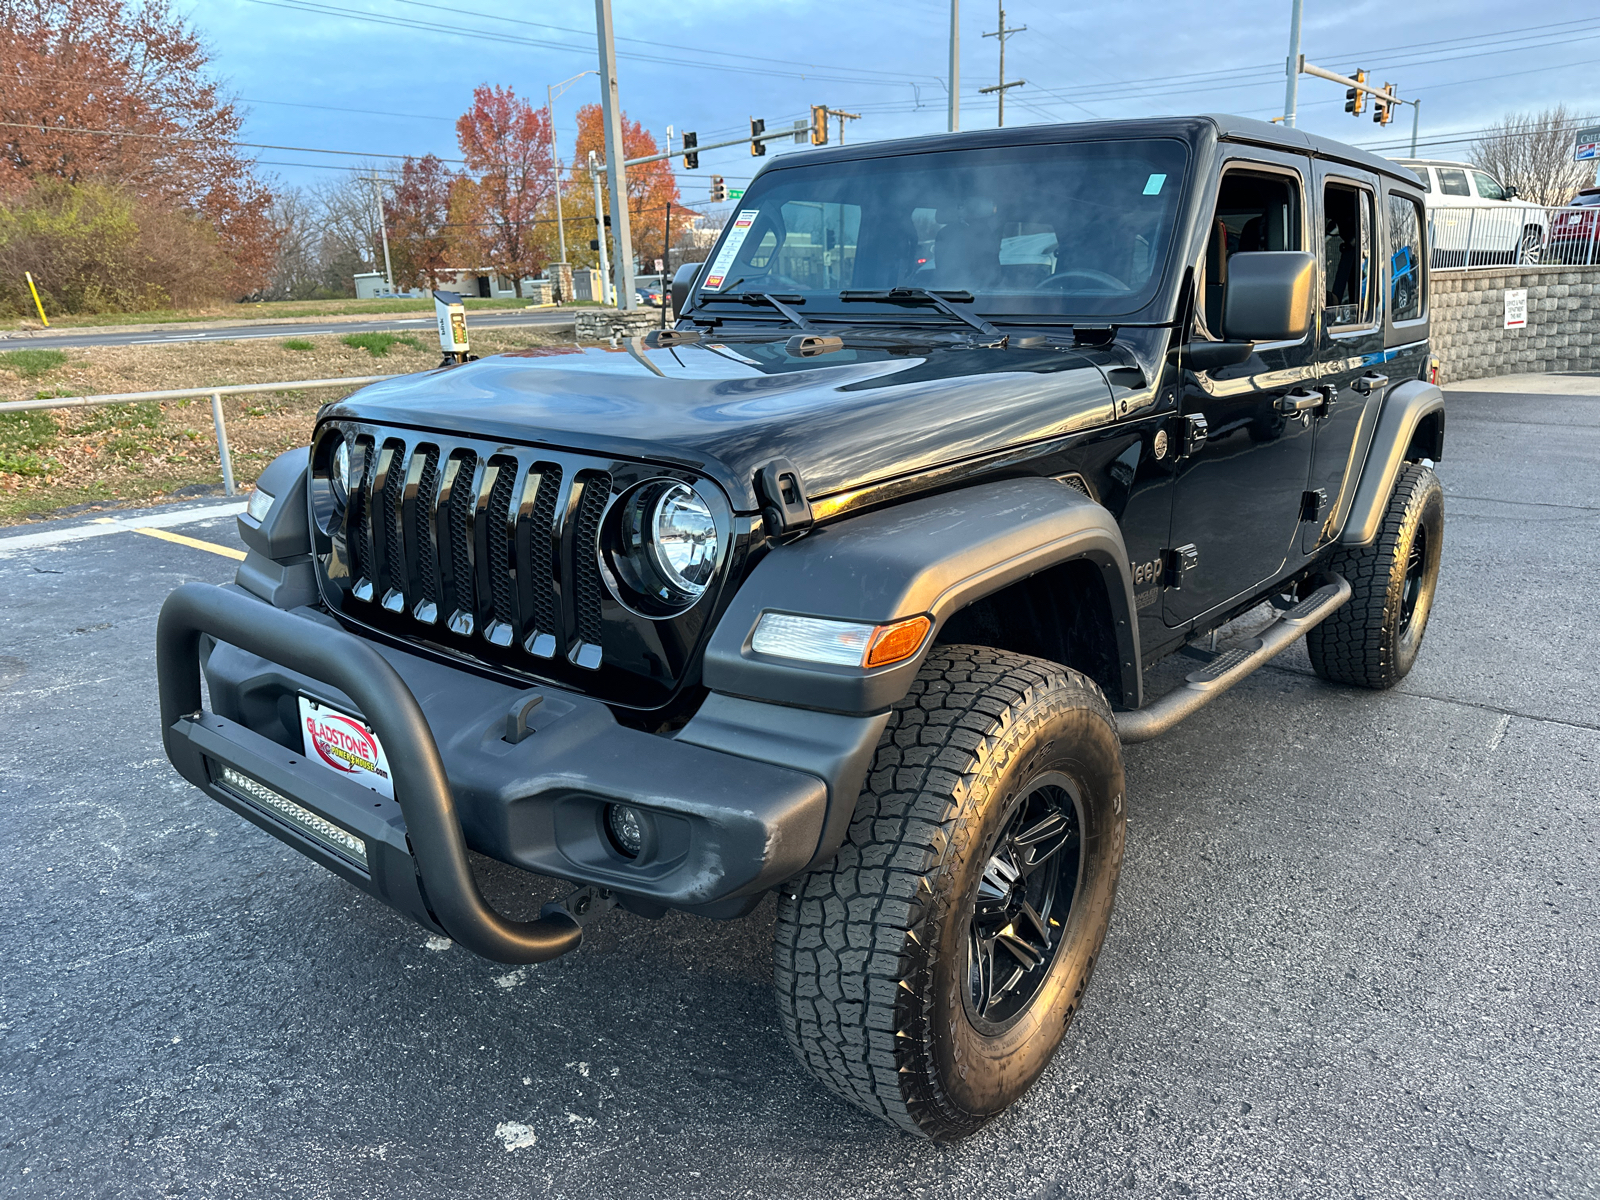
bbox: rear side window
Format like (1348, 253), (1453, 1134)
(1437, 168), (1471, 197)
(1413, 168), (1432, 193)
(1386, 195), (1426, 323)
(1472, 172), (1507, 201)
(1324, 182), (1375, 328)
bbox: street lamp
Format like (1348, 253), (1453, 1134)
(548, 69), (599, 294)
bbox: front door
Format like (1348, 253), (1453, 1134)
(1305, 165), (1386, 552)
(1165, 155), (1319, 625)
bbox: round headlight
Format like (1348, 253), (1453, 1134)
(649, 484), (718, 596)
(331, 438), (351, 505)
(601, 479), (723, 615)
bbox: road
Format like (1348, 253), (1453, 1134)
(1, 379), (1596, 1199)
(0, 308), (577, 350)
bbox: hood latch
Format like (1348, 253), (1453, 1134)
(757, 458), (814, 539)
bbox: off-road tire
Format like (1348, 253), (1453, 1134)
(1307, 463), (1443, 689)
(772, 646), (1126, 1140)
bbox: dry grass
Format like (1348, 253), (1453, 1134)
(0, 326), (573, 524)
(6, 295), (571, 331)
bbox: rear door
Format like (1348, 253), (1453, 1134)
(1304, 164), (1385, 553)
(1164, 150), (1318, 625)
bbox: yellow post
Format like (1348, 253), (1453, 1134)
(24, 272), (48, 326)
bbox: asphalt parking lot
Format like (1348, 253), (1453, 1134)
(2, 378), (1596, 1200)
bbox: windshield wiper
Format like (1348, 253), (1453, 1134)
(696, 279), (812, 329)
(837, 287), (1004, 341)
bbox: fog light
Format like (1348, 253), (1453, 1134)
(606, 803), (645, 858)
(218, 764), (368, 869)
(246, 487), (275, 523)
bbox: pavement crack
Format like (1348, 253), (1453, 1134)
(1263, 662), (1600, 735)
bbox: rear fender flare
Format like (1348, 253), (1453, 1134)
(1340, 379), (1444, 547)
(701, 477), (1142, 715)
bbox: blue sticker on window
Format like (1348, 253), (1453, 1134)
(1143, 174), (1167, 196)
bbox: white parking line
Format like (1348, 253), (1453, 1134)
(0, 501), (247, 554)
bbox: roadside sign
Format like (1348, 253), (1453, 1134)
(728, 188), (746, 200)
(1576, 127), (1600, 161)
(1504, 288), (1528, 329)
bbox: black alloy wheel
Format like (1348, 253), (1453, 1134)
(1307, 462), (1444, 689)
(774, 646), (1126, 1140)
(966, 777), (1082, 1030)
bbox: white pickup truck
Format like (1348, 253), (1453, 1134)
(1391, 158), (1551, 266)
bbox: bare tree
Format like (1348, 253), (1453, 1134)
(261, 186), (325, 300)
(309, 165), (386, 278)
(1472, 106), (1594, 206)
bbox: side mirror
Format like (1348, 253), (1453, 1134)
(1503, 184), (1519, 200)
(1222, 251), (1315, 342)
(671, 262), (703, 314)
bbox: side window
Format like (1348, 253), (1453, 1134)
(1472, 171), (1506, 201)
(1198, 167), (1303, 337)
(1324, 182), (1375, 328)
(1386, 194), (1426, 323)
(1437, 168), (1471, 198)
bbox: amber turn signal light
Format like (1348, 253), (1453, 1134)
(864, 615), (932, 669)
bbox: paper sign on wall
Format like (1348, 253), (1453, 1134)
(702, 209), (762, 291)
(1504, 288), (1528, 329)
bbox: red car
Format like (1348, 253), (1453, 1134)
(1549, 186), (1600, 264)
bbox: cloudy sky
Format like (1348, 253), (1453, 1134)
(195, 0), (1600, 202)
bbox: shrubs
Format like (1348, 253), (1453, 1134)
(0, 179), (233, 317)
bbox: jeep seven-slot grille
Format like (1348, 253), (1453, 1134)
(330, 430), (632, 674)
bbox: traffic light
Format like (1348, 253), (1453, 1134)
(1344, 69), (1366, 117)
(751, 117), (766, 157)
(1373, 84), (1396, 125)
(811, 105), (829, 146)
(710, 175), (726, 202)
(682, 131), (698, 170)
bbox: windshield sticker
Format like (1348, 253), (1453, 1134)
(1143, 173), (1167, 196)
(702, 209), (762, 291)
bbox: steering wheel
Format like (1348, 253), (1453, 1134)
(1038, 268), (1129, 291)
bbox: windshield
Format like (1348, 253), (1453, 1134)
(694, 137), (1189, 320)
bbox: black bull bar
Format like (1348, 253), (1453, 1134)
(157, 582), (583, 964)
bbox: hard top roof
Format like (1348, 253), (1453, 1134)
(757, 114), (1423, 187)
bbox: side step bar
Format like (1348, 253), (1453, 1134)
(1116, 575), (1351, 744)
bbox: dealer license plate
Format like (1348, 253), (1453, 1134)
(297, 695), (395, 800)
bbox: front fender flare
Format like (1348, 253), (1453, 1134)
(702, 477), (1141, 715)
(1341, 379), (1444, 547)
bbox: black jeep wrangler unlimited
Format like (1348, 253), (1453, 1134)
(157, 115), (1444, 1140)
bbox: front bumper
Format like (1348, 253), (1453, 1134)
(157, 584), (872, 963)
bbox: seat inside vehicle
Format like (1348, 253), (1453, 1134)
(1202, 171), (1302, 334)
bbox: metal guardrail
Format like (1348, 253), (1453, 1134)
(0, 374), (396, 496)
(1428, 203), (1600, 270)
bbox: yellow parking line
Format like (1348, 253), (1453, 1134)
(133, 527), (247, 561)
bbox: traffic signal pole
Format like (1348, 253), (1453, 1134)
(594, 0), (636, 311)
(622, 123), (801, 169)
(1282, 0), (1303, 127)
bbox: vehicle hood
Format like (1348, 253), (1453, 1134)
(324, 336), (1116, 512)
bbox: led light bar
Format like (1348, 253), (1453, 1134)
(218, 764), (368, 869)
(751, 612), (931, 669)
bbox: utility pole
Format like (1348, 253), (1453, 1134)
(824, 107), (861, 145)
(594, 0), (636, 311)
(1283, 0), (1304, 128)
(370, 171), (394, 292)
(948, 0), (960, 132)
(588, 150), (611, 306)
(1410, 96), (1421, 157)
(979, 2), (1025, 127)
(547, 70), (598, 299)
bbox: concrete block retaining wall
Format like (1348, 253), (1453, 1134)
(1431, 266), (1599, 384)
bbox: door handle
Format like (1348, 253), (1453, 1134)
(1275, 388), (1323, 414)
(1353, 372), (1389, 396)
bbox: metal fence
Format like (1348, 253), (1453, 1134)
(1428, 203), (1600, 270)
(0, 375), (395, 496)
